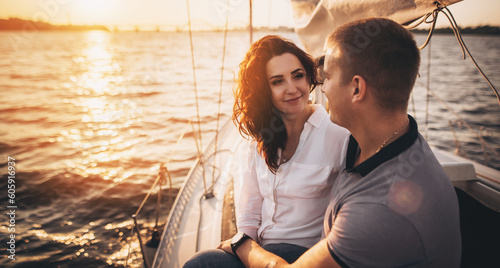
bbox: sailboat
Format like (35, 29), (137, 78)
(130, 1), (500, 267)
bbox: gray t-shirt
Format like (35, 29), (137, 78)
(325, 116), (461, 267)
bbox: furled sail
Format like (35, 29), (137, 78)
(291, 0), (462, 56)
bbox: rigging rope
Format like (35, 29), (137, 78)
(440, 6), (500, 106)
(407, 3), (499, 165)
(412, 3), (500, 106)
(126, 121), (190, 265)
(191, 121), (208, 192)
(133, 121), (190, 217)
(186, 0), (209, 194)
(213, 0), (232, 193)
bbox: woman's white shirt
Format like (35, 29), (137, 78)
(236, 105), (350, 248)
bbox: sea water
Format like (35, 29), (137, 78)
(0, 30), (499, 267)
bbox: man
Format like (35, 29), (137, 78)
(218, 18), (461, 267)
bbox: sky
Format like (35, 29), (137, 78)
(0, 0), (499, 30)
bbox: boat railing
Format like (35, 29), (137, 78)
(129, 163), (173, 268)
(152, 118), (239, 267)
(126, 121), (192, 268)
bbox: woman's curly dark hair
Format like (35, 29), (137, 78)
(233, 35), (318, 173)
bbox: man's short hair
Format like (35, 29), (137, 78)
(326, 18), (420, 111)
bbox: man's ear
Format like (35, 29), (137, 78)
(351, 75), (366, 103)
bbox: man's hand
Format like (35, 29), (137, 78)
(221, 238), (339, 268)
(217, 239), (234, 255)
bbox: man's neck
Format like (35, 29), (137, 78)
(352, 113), (410, 166)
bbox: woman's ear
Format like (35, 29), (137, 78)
(351, 75), (366, 103)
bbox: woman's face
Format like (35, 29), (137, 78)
(266, 53), (310, 116)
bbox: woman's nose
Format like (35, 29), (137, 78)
(285, 81), (298, 94)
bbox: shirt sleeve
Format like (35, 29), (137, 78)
(326, 203), (426, 267)
(236, 144), (263, 241)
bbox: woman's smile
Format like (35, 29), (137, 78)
(266, 53), (310, 115)
(284, 94), (303, 103)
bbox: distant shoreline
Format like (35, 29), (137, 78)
(0, 18), (294, 32)
(1, 18), (500, 35)
(410, 26), (500, 35)
(0, 18), (109, 32)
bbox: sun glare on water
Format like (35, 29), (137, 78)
(61, 31), (139, 183)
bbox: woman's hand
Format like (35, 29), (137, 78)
(217, 239), (234, 255)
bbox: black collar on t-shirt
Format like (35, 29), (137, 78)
(345, 115), (419, 177)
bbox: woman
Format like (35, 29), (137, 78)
(184, 35), (349, 267)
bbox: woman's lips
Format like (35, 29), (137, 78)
(284, 95), (302, 102)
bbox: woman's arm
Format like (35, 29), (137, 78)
(236, 145), (263, 241)
(218, 238), (341, 268)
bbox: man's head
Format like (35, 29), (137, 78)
(322, 18), (420, 119)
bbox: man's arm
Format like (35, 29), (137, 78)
(218, 238), (341, 268)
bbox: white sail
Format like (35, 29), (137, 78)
(291, 0), (462, 56)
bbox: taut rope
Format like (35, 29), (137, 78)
(410, 2), (500, 106)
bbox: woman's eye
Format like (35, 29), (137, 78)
(271, 79), (283, 86)
(294, 73), (305, 79)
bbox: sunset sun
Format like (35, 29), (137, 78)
(73, 0), (117, 18)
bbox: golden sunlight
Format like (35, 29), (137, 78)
(61, 30), (138, 182)
(72, 0), (117, 18)
(77, 31), (122, 95)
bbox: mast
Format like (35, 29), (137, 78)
(249, 0), (253, 44)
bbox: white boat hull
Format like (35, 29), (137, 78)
(152, 120), (249, 268)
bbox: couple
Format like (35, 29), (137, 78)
(185, 18), (461, 268)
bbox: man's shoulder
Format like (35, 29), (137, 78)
(400, 133), (448, 177)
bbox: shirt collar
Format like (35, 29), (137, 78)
(345, 115), (418, 176)
(295, 105), (331, 156)
(307, 104), (328, 129)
